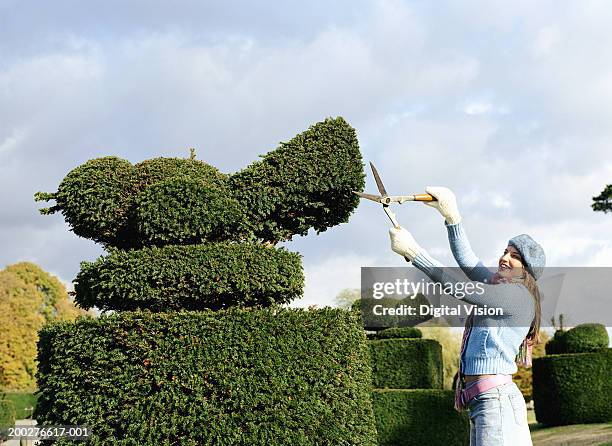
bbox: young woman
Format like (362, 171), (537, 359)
(388, 186), (544, 446)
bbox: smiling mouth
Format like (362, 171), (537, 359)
(498, 264), (511, 271)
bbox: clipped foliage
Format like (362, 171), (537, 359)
(34, 308), (378, 445)
(545, 324), (609, 355)
(533, 349), (612, 426)
(560, 323), (609, 353)
(545, 329), (565, 355)
(134, 157), (227, 190)
(369, 339), (443, 390)
(229, 117), (365, 243)
(367, 327), (422, 340)
(36, 118), (365, 248)
(372, 389), (470, 446)
(35, 157), (138, 247)
(74, 243), (304, 312)
(135, 177), (247, 245)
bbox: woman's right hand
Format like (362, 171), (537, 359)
(424, 186), (462, 225)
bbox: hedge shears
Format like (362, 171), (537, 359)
(354, 162), (436, 229)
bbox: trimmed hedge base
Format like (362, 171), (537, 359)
(372, 389), (469, 446)
(35, 308), (377, 445)
(369, 339), (443, 390)
(533, 349), (612, 426)
(74, 243), (304, 311)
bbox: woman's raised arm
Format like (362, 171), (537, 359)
(424, 186), (494, 283)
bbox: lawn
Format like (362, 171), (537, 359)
(3, 392), (37, 420)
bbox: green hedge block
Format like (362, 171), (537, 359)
(34, 308), (378, 445)
(533, 349), (612, 426)
(369, 339), (443, 389)
(367, 327), (422, 340)
(549, 324), (609, 355)
(372, 389), (469, 446)
(74, 243), (304, 311)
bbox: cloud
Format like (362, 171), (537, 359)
(1, 0), (611, 324)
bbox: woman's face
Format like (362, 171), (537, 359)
(498, 245), (524, 279)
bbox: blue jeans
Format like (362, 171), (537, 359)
(467, 382), (532, 446)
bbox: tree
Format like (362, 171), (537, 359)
(0, 263), (87, 390)
(592, 184), (612, 213)
(334, 288), (360, 310)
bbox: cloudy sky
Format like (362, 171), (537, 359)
(1, 1), (611, 316)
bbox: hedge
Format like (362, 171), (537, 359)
(35, 157), (139, 247)
(229, 117), (365, 243)
(369, 339), (443, 390)
(74, 243), (304, 312)
(134, 176), (248, 245)
(367, 327), (422, 340)
(36, 118), (365, 247)
(545, 324), (609, 355)
(533, 349), (612, 426)
(372, 389), (469, 446)
(34, 308), (378, 445)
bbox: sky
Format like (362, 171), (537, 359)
(1, 1), (611, 322)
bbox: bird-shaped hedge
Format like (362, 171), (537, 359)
(35, 117), (365, 311)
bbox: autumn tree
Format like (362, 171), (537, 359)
(0, 262), (87, 390)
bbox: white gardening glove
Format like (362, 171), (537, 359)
(389, 227), (422, 261)
(424, 186), (462, 225)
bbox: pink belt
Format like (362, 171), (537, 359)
(459, 374), (513, 408)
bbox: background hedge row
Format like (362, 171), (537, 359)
(372, 390), (469, 446)
(34, 308), (378, 445)
(369, 339), (443, 390)
(74, 243), (303, 311)
(533, 349), (612, 426)
(36, 117), (364, 247)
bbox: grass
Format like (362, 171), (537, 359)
(3, 392), (37, 420)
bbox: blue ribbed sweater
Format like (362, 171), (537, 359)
(412, 222), (535, 375)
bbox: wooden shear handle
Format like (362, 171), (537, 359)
(413, 193), (435, 202)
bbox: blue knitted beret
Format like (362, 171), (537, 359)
(508, 234), (546, 280)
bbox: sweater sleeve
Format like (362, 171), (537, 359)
(446, 222), (495, 283)
(412, 249), (533, 319)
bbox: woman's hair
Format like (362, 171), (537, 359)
(521, 269), (542, 347)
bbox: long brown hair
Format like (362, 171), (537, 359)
(521, 269), (542, 348)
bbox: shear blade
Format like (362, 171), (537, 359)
(370, 162), (388, 197)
